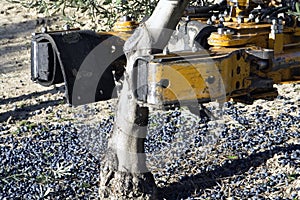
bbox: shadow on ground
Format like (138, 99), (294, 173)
(0, 19), (36, 40)
(159, 144), (300, 199)
(0, 99), (63, 123)
(0, 85), (64, 106)
(0, 58), (28, 73)
(0, 42), (28, 57)
(0, 86), (65, 123)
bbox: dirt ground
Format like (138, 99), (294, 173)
(0, 2), (62, 122)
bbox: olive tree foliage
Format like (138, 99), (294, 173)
(8, 0), (215, 31)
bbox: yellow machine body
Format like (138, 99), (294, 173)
(129, 0), (300, 107)
(146, 51), (252, 105)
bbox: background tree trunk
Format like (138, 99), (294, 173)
(99, 0), (189, 199)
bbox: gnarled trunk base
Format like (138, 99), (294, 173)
(99, 150), (157, 200)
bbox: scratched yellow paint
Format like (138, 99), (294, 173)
(147, 52), (252, 104)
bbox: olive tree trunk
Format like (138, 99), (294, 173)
(99, 0), (189, 199)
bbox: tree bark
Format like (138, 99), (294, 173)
(99, 55), (158, 199)
(99, 0), (189, 199)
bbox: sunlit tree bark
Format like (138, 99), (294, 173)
(99, 1), (189, 198)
